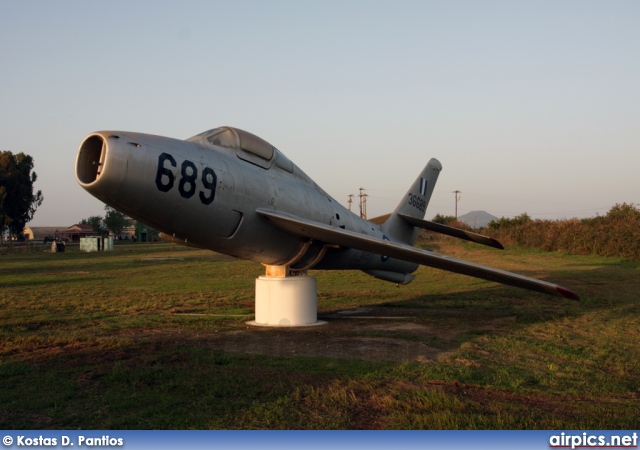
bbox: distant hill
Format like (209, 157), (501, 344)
(457, 211), (497, 229)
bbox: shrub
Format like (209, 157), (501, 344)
(486, 204), (640, 260)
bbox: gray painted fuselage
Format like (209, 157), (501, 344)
(76, 129), (417, 275)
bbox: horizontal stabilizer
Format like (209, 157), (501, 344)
(257, 208), (579, 300)
(399, 214), (504, 250)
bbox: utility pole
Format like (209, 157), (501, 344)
(347, 194), (353, 211)
(359, 188), (367, 219)
(453, 190), (461, 220)
(363, 193), (367, 219)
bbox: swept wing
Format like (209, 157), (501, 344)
(256, 208), (579, 300)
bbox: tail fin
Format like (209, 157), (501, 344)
(381, 158), (442, 245)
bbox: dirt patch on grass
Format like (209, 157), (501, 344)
(2, 303), (519, 367)
(103, 306), (519, 364)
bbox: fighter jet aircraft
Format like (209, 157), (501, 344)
(75, 126), (578, 300)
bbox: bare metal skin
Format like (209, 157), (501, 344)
(75, 126), (578, 300)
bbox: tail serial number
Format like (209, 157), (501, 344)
(408, 193), (426, 212)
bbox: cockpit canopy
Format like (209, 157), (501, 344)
(190, 126), (293, 172)
(197, 127), (274, 159)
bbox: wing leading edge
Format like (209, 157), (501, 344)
(256, 208), (579, 300)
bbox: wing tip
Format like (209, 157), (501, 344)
(490, 238), (505, 250)
(557, 286), (580, 300)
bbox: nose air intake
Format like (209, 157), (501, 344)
(75, 132), (128, 204)
(76, 135), (106, 185)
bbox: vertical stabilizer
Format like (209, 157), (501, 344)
(381, 158), (442, 245)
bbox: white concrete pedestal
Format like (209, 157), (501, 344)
(248, 275), (326, 327)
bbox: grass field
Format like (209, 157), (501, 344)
(1, 240), (638, 429)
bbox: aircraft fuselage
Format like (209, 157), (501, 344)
(76, 129), (417, 277)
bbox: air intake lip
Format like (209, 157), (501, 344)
(76, 134), (106, 185)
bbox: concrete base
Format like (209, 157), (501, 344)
(249, 275), (326, 327)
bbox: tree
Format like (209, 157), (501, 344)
(0, 151), (43, 239)
(103, 205), (127, 238)
(80, 215), (106, 235)
(488, 213), (531, 231)
(431, 213), (457, 225)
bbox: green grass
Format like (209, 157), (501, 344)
(0, 241), (638, 429)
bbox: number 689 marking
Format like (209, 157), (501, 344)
(155, 152), (217, 205)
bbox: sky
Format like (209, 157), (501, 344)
(1, 0), (638, 226)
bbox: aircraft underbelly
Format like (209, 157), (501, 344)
(313, 248), (418, 273)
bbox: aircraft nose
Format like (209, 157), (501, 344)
(75, 132), (128, 201)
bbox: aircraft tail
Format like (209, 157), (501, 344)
(381, 158), (442, 245)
